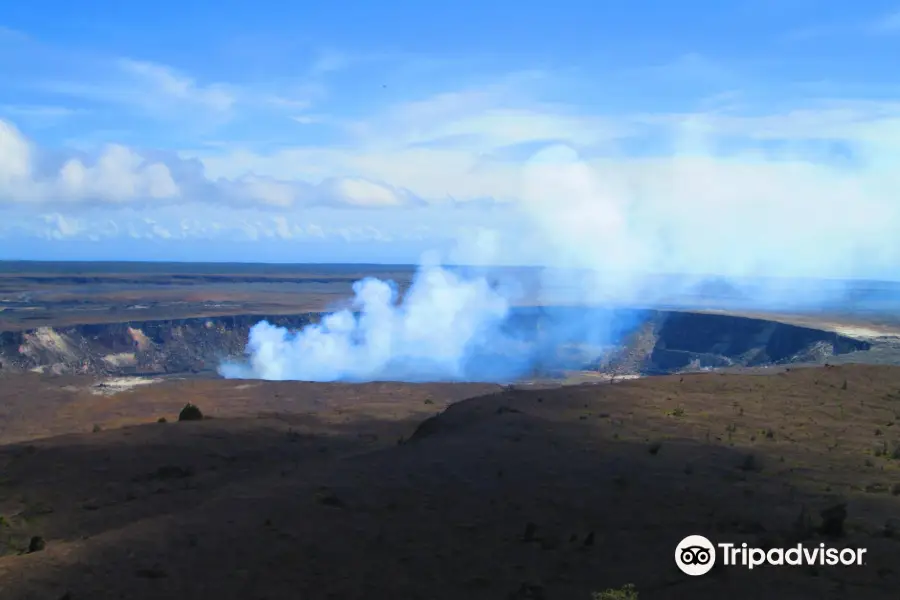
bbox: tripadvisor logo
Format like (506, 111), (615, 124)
(675, 535), (717, 576)
(675, 535), (867, 576)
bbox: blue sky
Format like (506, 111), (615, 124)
(1, 1), (900, 276)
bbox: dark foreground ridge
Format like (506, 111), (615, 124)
(0, 364), (898, 599)
(0, 308), (875, 378)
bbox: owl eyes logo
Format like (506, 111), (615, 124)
(680, 545), (712, 565)
(675, 535), (716, 576)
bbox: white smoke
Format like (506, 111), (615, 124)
(221, 134), (900, 382)
(219, 256), (526, 382)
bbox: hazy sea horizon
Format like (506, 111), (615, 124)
(0, 259), (897, 286)
(0, 260), (418, 275)
(1, 260), (899, 317)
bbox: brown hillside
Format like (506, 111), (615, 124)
(1, 365), (899, 599)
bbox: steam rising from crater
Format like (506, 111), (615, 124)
(220, 140), (900, 382)
(219, 260), (517, 381)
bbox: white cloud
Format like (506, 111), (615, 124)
(226, 176), (297, 208)
(272, 215), (293, 239)
(336, 225), (394, 243)
(59, 145), (181, 202)
(116, 59), (236, 114)
(1, 28), (345, 136)
(39, 212), (83, 239)
(188, 74), (641, 203)
(31, 61), (237, 126)
(0, 203), (425, 246)
(0, 119), (33, 185)
(305, 223), (325, 238)
(291, 114), (325, 125)
(262, 83), (330, 112)
(320, 178), (407, 208)
(3, 54), (900, 278)
(346, 72), (629, 153)
(0, 118), (422, 209)
(185, 80), (900, 215)
(0, 33), (295, 130)
(142, 217), (173, 239)
(0, 120), (181, 204)
(634, 102), (900, 145)
(7, 65), (900, 220)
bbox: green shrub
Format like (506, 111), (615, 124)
(592, 584), (638, 600)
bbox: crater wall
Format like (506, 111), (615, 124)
(0, 310), (873, 378)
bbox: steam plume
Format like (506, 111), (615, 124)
(221, 136), (900, 382)
(219, 260), (517, 381)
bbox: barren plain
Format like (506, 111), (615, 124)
(1, 262), (900, 599)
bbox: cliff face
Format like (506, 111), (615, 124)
(0, 310), (871, 378)
(645, 311), (870, 372)
(0, 314), (317, 376)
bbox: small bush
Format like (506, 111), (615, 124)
(593, 584), (638, 600)
(819, 503), (847, 538)
(28, 536), (45, 553)
(178, 404), (203, 422)
(884, 518), (899, 538)
(739, 452), (762, 472)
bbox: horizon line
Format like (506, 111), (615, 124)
(0, 258), (898, 285)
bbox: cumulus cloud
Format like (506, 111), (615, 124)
(0, 119), (423, 210)
(59, 145), (181, 202)
(5, 41), (900, 280)
(0, 120), (180, 204)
